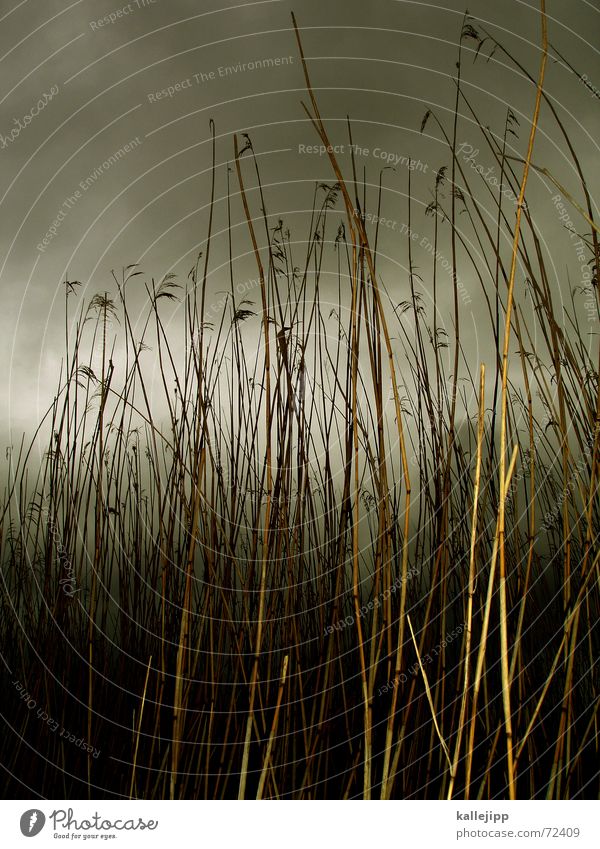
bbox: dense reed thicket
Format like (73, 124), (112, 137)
(1, 10), (598, 799)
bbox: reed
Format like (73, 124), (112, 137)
(0, 5), (598, 799)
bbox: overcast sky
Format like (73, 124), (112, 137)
(1, 0), (598, 441)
